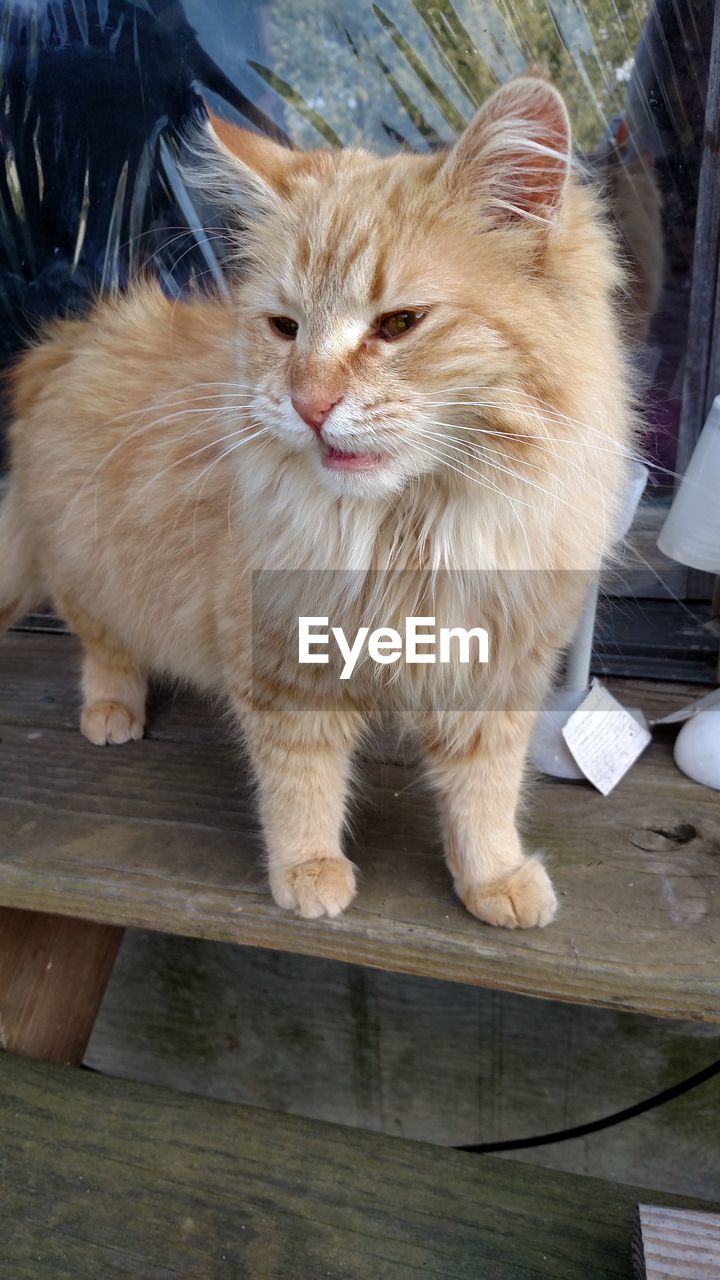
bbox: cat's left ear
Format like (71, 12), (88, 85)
(443, 77), (571, 227)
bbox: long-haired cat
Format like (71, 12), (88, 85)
(0, 77), (634, 928)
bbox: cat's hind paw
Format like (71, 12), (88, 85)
(81, 701), (145, 746)
(270, 856), (357, 919)
(459, 857), (557, 929)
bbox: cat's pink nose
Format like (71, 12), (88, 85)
(292, 393), (341, 435)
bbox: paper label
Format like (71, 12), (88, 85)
(561, 678), (651, 795)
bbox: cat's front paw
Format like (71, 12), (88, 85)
(458, 857), (557, 929)
(270, 856), (357, 919)
(81, 701), (145, 746)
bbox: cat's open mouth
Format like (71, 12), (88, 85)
(322, 446), (386, 472)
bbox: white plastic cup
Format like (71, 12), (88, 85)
(658, 395), (720, 573)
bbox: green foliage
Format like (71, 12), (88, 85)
(261, 0), (648, 151)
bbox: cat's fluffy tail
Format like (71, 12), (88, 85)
(0, 479), (39, 633)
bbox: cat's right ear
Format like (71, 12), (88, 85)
(182, 109), (289, 220)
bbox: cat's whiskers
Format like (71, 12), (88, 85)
(83, 382), (259, 441)
(115, 224), (231, 260)
(426, 385), (614, 433)
(426, 385), (643, 455)
(65, 404), (231, 529)
(416, 424), (607, 559)
(422, 394), (572, 470)
(138, 228), (231, 276)
(64, 384), (261, 521)
(131, 418), (264, 506)
(164, 427), (253, 544)
(435, 395), (690, 496)
(420, 418), (578, 483)
(420, 427), (548, 491)
(616, 535), (711, 625)
(416, 425), (577, 512)
(412, 431), (537, 514)
(128, 417), (272, 548)
(424, 399), (644, 469)
(227, 436), (269, 540)
(164, 231), (231, 296)
(188, 423), (272, 553)
(424, 395), (623, 554)
(85, 384), (260, 456)
(412, 436), (536, 565)
(138, 398), (262, 467)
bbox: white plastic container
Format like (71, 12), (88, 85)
(658, 395), (720, 573)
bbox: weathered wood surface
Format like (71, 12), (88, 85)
(0, 907), (122, 1063)
(633, 1205), (720, 1279)
(0, 1054), (716, 1280)
(87, 935), (720, 1199)
(1, 630), (719, 1021)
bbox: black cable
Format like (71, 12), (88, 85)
(457, 1056), (720, 1154)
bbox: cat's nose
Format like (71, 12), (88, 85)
(291, 393), (341, 435)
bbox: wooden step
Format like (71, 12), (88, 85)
(1, 629), (719, 1021)
(0, 1052), (716, 1279)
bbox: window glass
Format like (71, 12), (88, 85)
(0, 0), (713, 484)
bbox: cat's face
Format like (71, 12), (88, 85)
(197, 80), (572, 499)
(237, 160), (503, 499)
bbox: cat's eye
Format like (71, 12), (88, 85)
(269, 316), (298, 339)
(377, 310), (426, 341)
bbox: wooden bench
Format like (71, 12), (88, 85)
(1, 626), (719, 1273)
(1, 628), (718, 1024)
(1, 1052), (717, 1279)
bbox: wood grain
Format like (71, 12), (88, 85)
(0, 630), (708, 745)
(0, 1054), (717, 1280)
(633, 1204), (720, 1278)
(86, 933), (720, 1199)
(0, 907), (122, 1064)
(1, 631), (719, 1021)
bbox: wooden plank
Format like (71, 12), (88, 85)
(0, 907), (122, 1064)
(1, 631), (719, 1021)
(0, 628), (708, 749)
(86, 934), (720, 1200)
(0, 1054), (716, 1280)
(633, 1205), (720, 1278)
(0, 629), (222, 745)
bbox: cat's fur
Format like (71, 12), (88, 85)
(0, 78), (634, 927)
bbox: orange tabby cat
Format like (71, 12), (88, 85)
(0, 77), (634, 927)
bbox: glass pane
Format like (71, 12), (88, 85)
(0, 0), (713, 488)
